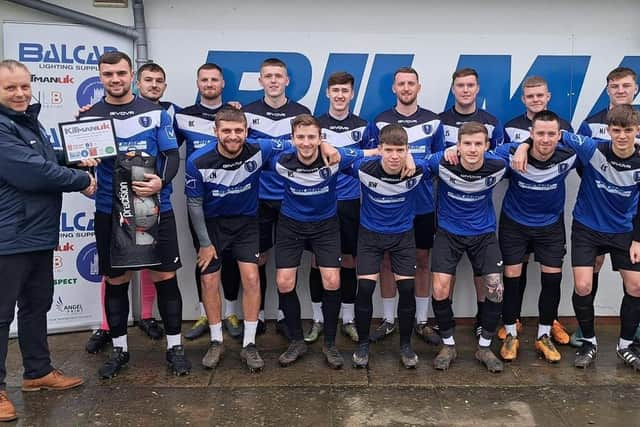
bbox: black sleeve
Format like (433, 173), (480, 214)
(634, 203), (640, 242)
(159, 148), (180, 186)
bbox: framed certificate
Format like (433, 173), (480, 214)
(59, 118), (118, 163)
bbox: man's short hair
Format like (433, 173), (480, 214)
(260, 58), (287, 71)
(606, 67), (637, 83)
(214, 106), (246, 128)
(291, 114), (320, 134)
(458, 121), (488, 143)
(197, 63), (223, 77)
(452, 68), (479, 84)
(522, 76), (548, 90)
(607, 104), (640, 127)
(98, 51), (132, 69)
(393, 67), (419, 82)
(531, 110), (561, 129)
(0, 59), (29, 73)
(137, 62), (166, 80)
(327, 71), (355, 88)
(379, 124), (408, 146)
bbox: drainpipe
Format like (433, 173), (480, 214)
(5, 0), (149, 66)
(131, 0), (148, 68)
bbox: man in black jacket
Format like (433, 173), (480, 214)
(0, 59), (95, 422)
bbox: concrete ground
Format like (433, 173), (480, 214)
(3, 319), (640, 426)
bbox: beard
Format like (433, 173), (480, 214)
(105, 83), (132, 99)
(397, 94), (417, 106)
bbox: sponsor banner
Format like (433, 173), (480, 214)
(149, 30), (639, 130)
(3, 22), (132, 333)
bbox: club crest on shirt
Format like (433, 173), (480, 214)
(351, 130), (362, 141)
(634, 171), (640, 182)
(422, 124), (432, 134)
(406, 177), (418, 189)
(138, 116), (151, 128)
(485, 176), (496, 186)
(245, 160), (257, 173)
(319, 167), (331, 179)
(558, 163), (569, 173)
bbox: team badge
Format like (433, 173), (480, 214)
(634, 171), (640, 182)
(138, 116), (151, 128)
(245, 161), (257, 172)
(558, 163), (569, 173)
(406, 178), (417, 189)
(351, 130), (362, 141)
(485, 176), (496, 186)
(422, 124), (432, 134)
(319, 167), (331, 179)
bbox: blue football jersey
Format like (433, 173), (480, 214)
(185, 138), (289, 218)
(439, 107), (505, 149)
(504, 113), (573, 144)
(272, 147), (362, 222)
(577, 108), (610, 141)
(366, 107), (444, 214)
(350, 157), (427, 234)
(175, 103), (224, 159)
(562, 131), (640, 233)
(159, 101), (181, 122)
(243, 99), (311, 201)
(495, 142), (578, 226)
(428, 151), (507, 236)
(317, 112), (370, 201)
(79, 96), (178, 214)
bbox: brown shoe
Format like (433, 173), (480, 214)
(21, 369), (84, 392)
(0, 391), (17, 422)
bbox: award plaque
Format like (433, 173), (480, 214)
(59, 118), (118, 163)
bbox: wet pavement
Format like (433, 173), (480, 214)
(4, 319), (640, 426)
